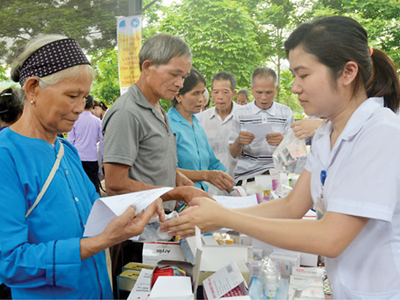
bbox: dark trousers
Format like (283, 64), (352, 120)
(82, 161), (99, 194)
(0, 283), (11, 299)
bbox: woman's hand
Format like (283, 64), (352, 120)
(160, 197), (229, 238)
(206, 171), (234, 192)
(101, 201), (158, 245)
(80, 201), (158, 260)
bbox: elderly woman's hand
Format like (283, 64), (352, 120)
(101, 200), (158, 245)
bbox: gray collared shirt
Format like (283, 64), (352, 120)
(102, 84), (177, 209)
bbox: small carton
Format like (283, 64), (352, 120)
(127, 268), (153, 300)
(142, 241), (186, 266)
(288, 274), (324, 299)
(203, 262), (249, 300)
(270, 249), (300, 277)
(149, 276), (194, 300)
(117, 270), (140, 292)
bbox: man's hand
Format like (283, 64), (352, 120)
(238, 131), (255, 145)
(176, 170), (195, 187)
(161, 186), (213, 205)
(206, 171), (234, 192)
(266, 132), (284, 146)
(291, 119), (324, 140)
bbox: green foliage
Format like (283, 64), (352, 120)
(279, 69), (303, 115)
(90, 49), (120, 105)
(157, 0), (263, 88)
(311, 0), (400, 68)
(0, 0), (130, 64)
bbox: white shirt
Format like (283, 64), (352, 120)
(306, 97), (400, 299)
(229, 101), (294, 181)
(201, 102), (239, 178)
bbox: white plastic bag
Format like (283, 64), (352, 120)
(272, 129), (307, 174)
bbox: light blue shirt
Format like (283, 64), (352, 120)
(168, 107), (226, 191)
(0, 128), (112, 299)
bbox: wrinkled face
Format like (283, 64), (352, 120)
(251, 75), (277, 110)
(34, 71), (92, 134)
(177, 82), (206, 115)
(289, 46), (339, 118)
(146, 55), (192, 101)
(237, 93), (248, 105)
(211, 79), (235, 112)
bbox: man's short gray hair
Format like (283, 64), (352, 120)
(237, 88), (250, 98)
(251, 67), (278, 87)
(139, 34), (192, 71)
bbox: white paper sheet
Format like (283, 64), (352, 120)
(83, 187), (173, 238)
(213, 194), (258, 209)
(127, 268), (153, 300)
(244, 123), (273, 139)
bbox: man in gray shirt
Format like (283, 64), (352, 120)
(103, 33), (209, 208)
(102, 33), (210, 296)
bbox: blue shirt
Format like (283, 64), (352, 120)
(0, 128), (112, 299)
(168, 107), (226, 191)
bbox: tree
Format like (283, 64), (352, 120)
(0, 0), (131, 64)
(157, 0), (263, 89)
(311, 0), (400, 68)
(246, 0), (314, 102)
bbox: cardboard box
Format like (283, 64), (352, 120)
(181, 228), (252, 285)
(203, 262), (249, 300)
(123, 262), (155, 272)
(252, 238), (318, 267)
(127, 268), (153, 300)
(117, 270), (140, 292)
(288, 274), (324, 299)
(142, 242), (186, 266)
(149, 276), (194, 300)
(270, 249), (300, 276)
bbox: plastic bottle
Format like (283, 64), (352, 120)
(261, 256), (280, 298)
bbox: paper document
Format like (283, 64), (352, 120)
(84, 187), (173, 238)
(245, 123), (273, 139)
(127, 268), (153, 300)
(213, 194), (258, 209)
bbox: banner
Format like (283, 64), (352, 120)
(117, 15), (142, 95)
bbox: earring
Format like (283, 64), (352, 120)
(30, 100), (34, 105)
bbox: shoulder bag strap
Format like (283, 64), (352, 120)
(25, 142), (65, 218)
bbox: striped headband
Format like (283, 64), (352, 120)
(19, 38), (91, 86)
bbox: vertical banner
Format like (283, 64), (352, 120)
(117, 15), (142, 95)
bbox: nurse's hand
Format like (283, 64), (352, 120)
(160, 197), (229, 238)
(206, 171), (234, 192)
(266, 132), (284, 146)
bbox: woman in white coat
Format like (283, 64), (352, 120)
(161, 16), (400, 299)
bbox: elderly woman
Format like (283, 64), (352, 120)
(0, 34), (161, 299)
(167, 68), (234, 193)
